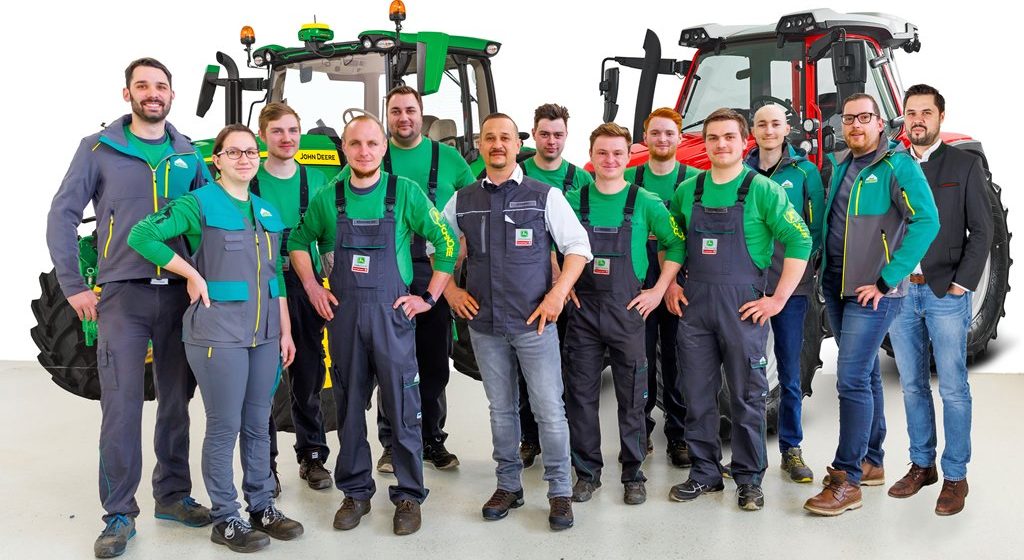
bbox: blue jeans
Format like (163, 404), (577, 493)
(887, 283), (972, 481)
(770, 295), (808, 453)
(470, 327), (572, 498)
(822, 271), (902, 485)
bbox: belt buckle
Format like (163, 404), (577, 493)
(150, 278), (169, 286)
(909, 273), (925, 285)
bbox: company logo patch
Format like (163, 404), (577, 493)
(260, 208), (272, 217)
(781, 180), (794, 189)
(351, 255), (370, 273)
(515, 228), (533, 247)
(594, 257), (611, 275)
(702, 238), (718, 255)
(173, 158), (189, 169)
(865, 174), (879, 184)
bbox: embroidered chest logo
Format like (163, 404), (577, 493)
(702, 238), (718, 255)
(260, 208), (272, 218)
(351, 255), (370, 273)
(515, 228), (533, 247)
(865, 174), (879, 184)
(173, 158), (189, 169)
(594, 257), (611, 275)
(781, 180), (794, 189)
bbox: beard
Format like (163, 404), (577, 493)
(130, 95), (171, 124)
(351, 164), (381, 179)
(909, 126), (939, 148)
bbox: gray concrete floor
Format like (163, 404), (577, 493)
(2, 354), (1021, 559)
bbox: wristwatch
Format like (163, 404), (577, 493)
(421, 291), (436, 308)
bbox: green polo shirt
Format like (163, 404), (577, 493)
(624, 162), (701, 202)
(521, 157), (595, 192)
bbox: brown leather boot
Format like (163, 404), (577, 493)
(888, 464), (938, 498)
(935, 479), (969, 516)
(393, 500), (421, 535)
(823, 461), (885, 486)
(804, 467), (863, 516)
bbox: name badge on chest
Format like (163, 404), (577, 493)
(594, 257), (611, 275)
(702, 238), (718, 255)
(515, 228), (534, 247)
(352, 254), (370, 273)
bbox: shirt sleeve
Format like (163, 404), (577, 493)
(454, 157), (476, 190)
(880, 156), (939, 287)
(544, 188), (592, 261)
(404, 181), (457, 274)
(801, 162), (826, 255)
(757, 179), (811, 260)
(127, 195), (203, 267)
(667, 183), (689, 264)
(440, 195), (462, 240)
(287, 185), (334, 254)
(646, 194), (685, 264)
(46, 137), (100, 297)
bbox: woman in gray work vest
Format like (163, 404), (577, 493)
(128, 124), (304, 553)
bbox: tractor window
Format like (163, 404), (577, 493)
(680, 40), (806, 133)
(270, 53), (387, 132)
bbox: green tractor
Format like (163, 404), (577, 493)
(30, 3), (510, 415)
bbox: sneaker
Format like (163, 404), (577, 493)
(94, 514), (136, 558)
(548, 496), (574, 531)
(804, 467), (863, 516)
(250, 504), (304, 540)
(669, 478), (725, 502)
(823, 461), (884, 486)
(935, 478), (969, 516)
(571, 479), (601, 502)
(482, 488), (524, 520)
(667, 441), (692, 468)
(424, 442), (460, 470)
(623, 481), (647, 505)
(272, 470), (282, 498)
(519, 441), (541, 469)
(393, 500), (422, 535)
(299, 458), (333, 490)
(333, 497), (372, 530)
(781, 448), (814, 483)
(376, 447), (394, 474)
(737, 484), (765, 511)
(154, 496), (213, 527)
(211, 517), (270, 553)
(721, 462), (733, 479)
(888, 463), (938, 498)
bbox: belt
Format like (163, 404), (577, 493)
(123, 278), (186, 286)
(909, 273), (926, 285)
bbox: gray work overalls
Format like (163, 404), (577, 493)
(676, 171), (770, 487)
(327, 175), (427, 504)
(564, 184), (648, 485)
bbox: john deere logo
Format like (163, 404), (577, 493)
(866, 174), (879, 184)
(702, 238), (718, 255)
(351, 254), (370, 273)
(515, 228), (533, 247)
(594, 257), (611, 275)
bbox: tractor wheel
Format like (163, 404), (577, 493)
(881, 178), (1012, 362)
(30, 269), (155, 400)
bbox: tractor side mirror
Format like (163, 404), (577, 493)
(519, 132), (530, 142)
(831, 41), (866, 86)
(600, 66), (620, 123)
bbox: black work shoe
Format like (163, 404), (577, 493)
(669, 478), (725, 502)
(482, 488), (525, 520)
(94, 514), (135, 558)
(424, 442), (460, 470)
(393, 500), (422, 536)
(250, 504), (304, 540)
(211, 517), (270, 553)
(667, 441), (692, 468)
(781, 448), (814, 483)
(272, 470), (282, 498)
(624, 481), (647, 505)
(571, 479), (601, 503)
(154, 496), (213, 527)
(376, 447), (394, 474)
(737, 484), (765, 511)
(519, 441), (541, 469)
(299, 458), (333, 490)
(333, 497), (372, 530)
(548, 496), (574, 531)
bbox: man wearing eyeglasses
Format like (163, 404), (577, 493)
(804, 93), (938, 517)
(46, 58), (214, 558)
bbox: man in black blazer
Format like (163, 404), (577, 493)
(886, 84), (993, 516)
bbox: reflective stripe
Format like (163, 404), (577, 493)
(103, 215), (114, 258)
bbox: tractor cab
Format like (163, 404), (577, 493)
(600, 9), (921, 168)
(195, 1), (501, 175)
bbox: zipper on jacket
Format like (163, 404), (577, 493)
(103, 214), (114, 258)
(253, 232), (262, 347)
(881, 230), (891, 264)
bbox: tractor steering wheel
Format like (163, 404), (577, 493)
(749, 95), (799, 127)
(342, 108), (370, 124)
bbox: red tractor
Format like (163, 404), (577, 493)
(596, 9), (1011, 434)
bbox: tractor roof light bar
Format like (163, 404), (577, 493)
(679, 26), (726, 54)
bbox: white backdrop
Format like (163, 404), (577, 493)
(2, 0), (1019, 372)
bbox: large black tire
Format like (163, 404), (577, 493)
(30, 269), (155, 401)
(881, 174), (1012, 362)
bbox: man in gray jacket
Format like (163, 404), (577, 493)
(46, 58), (212, 558)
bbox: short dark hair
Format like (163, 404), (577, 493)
(589, 122), (632, 151)
(702, 108), (748, 139)
(212, 124), (257, 155)
(842, 93), (881, 117)
(386, 85), (423, 111)
(125, 57), (172, 88)
(533, 103), (570, 128)
(903, 83), (945, 113)
(481, 112), (519, 134)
